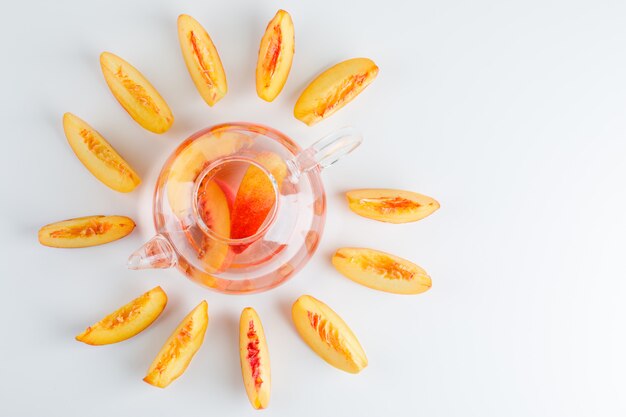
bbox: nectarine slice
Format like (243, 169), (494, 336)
(178, 14), (227, 106)
(76, 286), (167, 345)
(167, 131), (252, 221)
(195, 178), (232, 272)
(239, 308), (271, 409)
(332, 248), (431, 295)
(38, 215), (135, 248)
(294, 58), (378, 126)
(292, 295), (367, 374)
(256, 10), (294, 102)
(100, 52), (173, 133)
(144, 301), (208, 388)
(63, 113), (140, 193)
(231, 152), (287, 249)
(346, 189), (439, 223)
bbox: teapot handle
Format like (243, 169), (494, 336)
(287, 127), (362, 182)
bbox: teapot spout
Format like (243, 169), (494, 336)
(128, 234), (177, 270)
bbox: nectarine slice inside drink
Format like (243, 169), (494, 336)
(292, 295), (367, 374)
(332, 248), (431, 295)
(76, 287), (167, 345)
(230, 152), (287, 252)
(38, 215), (135, 248)
(256, 9), (294, 102)
(100, 52), (173, 133)
(239, 308), (271, 409)
(63, 113), (141, 193)
(294, 58), (378, 126)
(178, 14), (227, 106)
(194, 178), (232, 272)
(346, 189), (439, 223)
(144, 301), (208, 388)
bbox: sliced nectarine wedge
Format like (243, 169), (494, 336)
(167, 130), (252, 221)
(256, 9), (294, 102)
(292, 295), (367, 374)
(38, 215), (135, 248)
(194, 178), (232, 272)
(346, 189), (439, 223)
(63, 113), (140, 193)
(239, 308), (271, 409)
(144, 301), (208, 388)
(294, 58), (378, 126)
(231, 152), (287, 246)
(178, 14), (227, 106)
(76, 286), (167, 345)
(100, 52), (173, 133)
(332, 248), (431, 295)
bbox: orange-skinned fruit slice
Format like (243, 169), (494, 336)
(256, 9), (295, 102)
(292, 295), (367, 374)
(230, 152), (287, 253)
(38, 215), (135, 248)
(194, 178), (232, 272)
(76, 287), (167, 345)
(332, 248), (432, 295)
(239, 308), (271, 409)
(346, 189), (439, 223)
(63, 113), (140, 193)
(166, 130), (252, 221)
(294, 58), (378, 126)
(178, 14), (227, 106)
(100, 52), (173, 133)
(144, 301), (208, 388)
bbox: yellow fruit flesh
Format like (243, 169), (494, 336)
(292, 295), (367, 373)
(38, 215), (135, 248)
(62, 113), (140, 193)
(144, 301), (208, 388)
(294, 58), (378, 126)
(76, 287), (167, 345)
(239, 308), (271, 409)
(346, 189), (439, 223)
(332, 248), (432, 294)
(256, 10), (295, 102)
(178, 14), (227, 106)
(100, 52), (173, 133)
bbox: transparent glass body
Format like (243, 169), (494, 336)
(129, 122), (361, 294)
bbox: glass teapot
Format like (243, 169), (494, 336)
(128, 122), (361, 294)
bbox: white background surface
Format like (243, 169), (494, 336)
(1, 0), (625, 416)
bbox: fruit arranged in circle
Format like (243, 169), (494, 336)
(239, 307), (271, 409)
(346, 189), (439, 223)
(62, 113), (141, 193)
(178, 14), (228, 106)
(291, 295), (367, 374)
(76, 287), (167, 345)
(256, 9), (295, 102)
(38, 215), (135, 248)
(166, 130), (252, 221)
(294, 58), (378, 126)
(194, 178), (232, 272)
(332, 247), (431, 295)
(230, 152), (287, 253)
(144, 301), (209, 388)
(100, 52), (174, 133)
